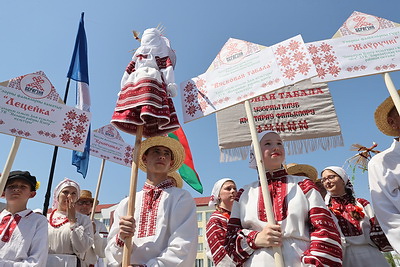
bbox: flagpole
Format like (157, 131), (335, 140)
(0, 137), (22, 196)
(382, 73), (400, 113)
(244, 100), (285, 267)
(90, 159), (105, 221)
(122, 125), (143, 267)
(42, 78), (71, 216)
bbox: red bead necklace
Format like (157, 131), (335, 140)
(49, 209), (69, 228)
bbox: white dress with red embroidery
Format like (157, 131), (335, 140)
(111, 49), (180, 138)
(226, 170), (343, 267)
(47, 209), (94, 266)
(328, 195), (391, 266)
(0, 209), (48, 266)
(105, 179), (198, 266)
(205, 209), (235, 266)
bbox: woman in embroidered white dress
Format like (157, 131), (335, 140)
(205, 178), (237, 266)
(47, 178), (94, 266)
(321, 166), (392, 267)
(225, 131), (343, 267)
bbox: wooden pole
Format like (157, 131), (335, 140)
(0, 137), (22, 196)
(382, 73), (400, 113)
(122, 125), (144, 267)
(244, 100), (285, 267)
(90, 158), (105, 221)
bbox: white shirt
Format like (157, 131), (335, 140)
(81, 219), (108, 267)
(47, 210), (94, 266)
(105, 182), (198, 266)
(0, 209), (48, 266)
(368, 139), (400, 253)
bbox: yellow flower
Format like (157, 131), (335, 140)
(35, 181), (40, 190)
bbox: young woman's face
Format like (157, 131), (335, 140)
(218, 180), (237, 211)
(58, 186), (78, 211)
(321, 169), (346, 196)
(260, 132), (285, 170)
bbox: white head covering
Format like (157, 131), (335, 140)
(208, 178), (234, 207)
(321, 166), (354, 204)
(249, 131), (280, 169)
(52, 178), (81, 210)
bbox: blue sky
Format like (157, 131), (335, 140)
(1, 0), (400, 211)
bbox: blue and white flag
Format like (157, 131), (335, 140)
(68, 12), (91, 178)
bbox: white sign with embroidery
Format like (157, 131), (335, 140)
(90, 124), (133, 167)
(309, 12), (400, 83)
(180, 35), (317, 123)
(0, 85), (91, 152)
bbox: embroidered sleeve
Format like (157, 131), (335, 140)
(358, 198), (393, 252)
(125, 61), (136, 75)
(206, 214), (227, 265)
(298, 180), (343, 267)
(225, 188), (258, 265)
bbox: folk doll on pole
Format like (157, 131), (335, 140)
(110, 27), (181, 266)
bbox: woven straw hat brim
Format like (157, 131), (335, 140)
(286, 163), (318, 182)
(168, 171), (183, 188)
(139, 136), (185, 173)
(374, 90), (399, 136)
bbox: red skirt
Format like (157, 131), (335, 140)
(111, 67), (180, 137)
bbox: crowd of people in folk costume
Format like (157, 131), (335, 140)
(1, 24), (400, 266)
(0, 90), (399, 267)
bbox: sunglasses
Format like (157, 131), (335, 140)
(76, 200), (93, 206)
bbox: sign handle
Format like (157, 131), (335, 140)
(244, 100), (284, 267)
(382, 73), (400, 114)
(0, 136), (22, 196)
(122, 125), (143, 267)
(90, 158), (106, 221)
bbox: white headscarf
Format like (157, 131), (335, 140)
(52, 178), (81, 210)
(249, 131), (280, 169)
(208, 178), (234, 207)
(321, 166), (354, 204)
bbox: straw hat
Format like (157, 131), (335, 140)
(374, 90), (400, 136)
(286, 163), (318, 182)
(168, 171), (183, 188)
(78, 189), (99, 205)
(139, 136), (185, 173)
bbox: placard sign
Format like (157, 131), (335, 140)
(308, 11), (400, 83)
(180, 35), (317, 123)
(90, 124), (133, 167)
(0, 83), (91, 152)
(216, 80), (343, 161)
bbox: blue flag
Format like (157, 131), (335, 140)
(68, 12), (91, 178)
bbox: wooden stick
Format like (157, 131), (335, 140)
(244, 100), (285, 267)
(90, 158), (105, 221)
(382, 73), (400, 113)
(122, 125), (144, 267)
(0, 136), (22, 196)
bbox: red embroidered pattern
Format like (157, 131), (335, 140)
(257, 170), (288, 222)
(0, 212), (31, 242)
(137, 180), (173, 238)
(206, 211), (230, 265)
(329, 195), (363, 236)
